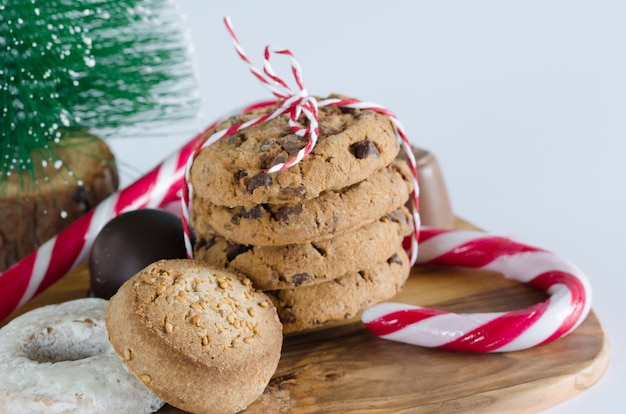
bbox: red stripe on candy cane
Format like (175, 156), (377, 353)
(0, 254), (36, 319)
(0, 128), (211, 321)
(362, 229), (592, 352)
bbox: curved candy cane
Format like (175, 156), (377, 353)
(362, 228), (592, 352)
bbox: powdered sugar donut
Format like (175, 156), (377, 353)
(0, 298), (164, 413)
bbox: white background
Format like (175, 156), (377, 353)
(109, 1), (625, 412)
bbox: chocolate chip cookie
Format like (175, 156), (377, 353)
(189, 94), (400, 208)
(193, 207), (412, 290)
(191, 159), (413, 246)
(265, 249), (410, 333)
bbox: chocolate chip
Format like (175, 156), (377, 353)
(194, 237), (216, 251)
(246, 172), (272, 193)
(271, 204), (303, 223)
(240, 205), (264, 219)
(387, 253), (403, 265)
(225, 242), (252, 262)
(260, 153), (286, 170)
(227, 132), (247, 146)
(280, 186), (306, 198)
(319, 124), (340, 136)
(235, 169), (248, 181)
(232, 205), (265, 225)
(292, 273), (313, 286)
(281, 134), (308, 156)
(339, 106), (358, 115)
(352, 140), (380, 159)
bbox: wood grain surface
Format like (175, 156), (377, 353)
(0, 219), (609, 414)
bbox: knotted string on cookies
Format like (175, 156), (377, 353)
(181, 17), (421, 265)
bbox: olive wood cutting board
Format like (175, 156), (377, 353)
(1, 218), (609, 414)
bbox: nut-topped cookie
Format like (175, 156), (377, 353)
(189, 94), (400, 208)
(191, 158), (413, 246)
(194, 207), (413, 290)
(105, 259), (282, 414)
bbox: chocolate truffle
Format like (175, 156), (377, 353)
(88, 209), (187, 299)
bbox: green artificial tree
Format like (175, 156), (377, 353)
(0, 0), (199, 270)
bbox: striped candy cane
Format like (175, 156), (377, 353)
(361, 228), (592, 352)
(182, 17), (421, 264)
(0, 128), (210, 321)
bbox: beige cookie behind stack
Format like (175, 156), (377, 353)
(190, 95), (414, 333)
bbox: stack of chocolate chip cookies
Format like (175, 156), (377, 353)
(190, 95), (414, 333)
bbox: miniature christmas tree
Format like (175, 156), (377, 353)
(0, 0), (199, 270)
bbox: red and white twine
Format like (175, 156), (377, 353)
(181, 17), (421, 264)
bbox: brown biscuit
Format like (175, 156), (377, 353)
(265, 249), (410, 334)
(191, 159), (413, 246)
(105, 259), (283, 414)
(193, 207), (413, 290)
(189, 94), (400, 208)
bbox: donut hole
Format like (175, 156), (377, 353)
(22, 322), (110, 363)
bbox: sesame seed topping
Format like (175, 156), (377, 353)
(140, 374), (152, 383)
(194, 277), (202, 284)
(191, 314), (201, 326)
(175, 295), (187, 304)
(165, 322), (173, 333)
(201, 335), (210, 346)
(215, 322), (224, 333)
(243, 337), (253, 344)
(227, 314), (235, 324)
(259, 300), (269, 308)
(156, 285), (166, 295)
(124, 348), (132, 360)
(191, 302), (202, 310)
(242, 277), (251, 286)
(144, 278), (155, 285)
(248, 307), (257, 317)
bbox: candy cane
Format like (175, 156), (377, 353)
(361, 228), (592, 352)
(182, 17), (421, 263)
(0, 128), (210, 321)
